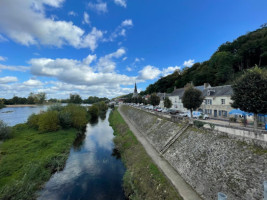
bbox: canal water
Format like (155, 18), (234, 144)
(37, 109), (126, 200)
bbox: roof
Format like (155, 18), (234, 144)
(169, 85), (205, 97)
(202, 85), (233, 97)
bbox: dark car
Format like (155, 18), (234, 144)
(169, 109), (179, 115)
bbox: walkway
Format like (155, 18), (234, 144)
(118, 106), (202, 200)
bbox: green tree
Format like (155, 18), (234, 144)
(149, 93), (160, 106)
(231, 66), (267, 128)
(164, 97), (172, 108)
(182, 85), (204, 118)
(69, 94), (82, 104)
(88, 104), (99, 119)
(38, 111), (60, 132)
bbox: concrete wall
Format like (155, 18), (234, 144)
(121, 106), (267, 200)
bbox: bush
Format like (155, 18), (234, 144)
(88, 104), (99, 119)
(48, 103), (63, 112)
(0, 102), (5, 109)
(193, 120), (205, 128)
(229, 117), (237, 122)
(95, 101), (108, 112)
(0, 120), (11, 140)
(38, 111), (60, 133)
(59, 111), (72, 128)
(27, 114), (40, 129)
(63, 104), (87, 130)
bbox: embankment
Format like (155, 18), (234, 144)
(120, 105), (267, 200)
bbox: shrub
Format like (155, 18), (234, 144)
(0, 120), (11, 140)
(193, 120), (205, 128)
(95, 101), (108, 112)
(59, 111), (72, 128)
(38, 111), (60, 133)
(0, 102), (5, 109)
(63, 104), (87, 130)
(48, 103), (63, 112)
(88, 104), (99, 119)
(27, 114), (40, 129)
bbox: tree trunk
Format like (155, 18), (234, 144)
(254, 113), (258, 129)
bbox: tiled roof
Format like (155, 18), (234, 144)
(202, 85), (233, 97)
(169, 85), (205, 97)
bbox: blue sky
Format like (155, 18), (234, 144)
(0, 0), (266, 99)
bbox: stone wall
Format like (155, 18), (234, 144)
(121, 106), (267, 200)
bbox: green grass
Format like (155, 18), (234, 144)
(109, 108), (182, 200)
(0, 123), (77, 200)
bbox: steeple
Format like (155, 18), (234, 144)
(134, 82), (137, 93)
(132, 82), (138, 98)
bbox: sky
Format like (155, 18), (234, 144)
(0, 0), (266, 99)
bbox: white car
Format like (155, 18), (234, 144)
(179, 112), (188, 117)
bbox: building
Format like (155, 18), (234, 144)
(200, 85), (233, 118)
(132, 83), (138, 98)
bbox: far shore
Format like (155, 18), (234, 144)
(6, 104), (39, 108)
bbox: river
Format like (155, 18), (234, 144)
(37, 109), (126, 200)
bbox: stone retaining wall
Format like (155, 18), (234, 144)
(121, 106), (267, 200)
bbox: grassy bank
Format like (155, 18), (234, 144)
(109, 108), (182, 200)
(0, 124), (77, 200)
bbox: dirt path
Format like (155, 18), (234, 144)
(118, 106), (202, 200)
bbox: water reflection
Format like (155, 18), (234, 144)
(38, 110), (126, 200)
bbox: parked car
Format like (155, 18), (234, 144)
(179, 112), (188, 117)
(162, 108), (170, 113)
(169, 109), (179, 115)
(156, 108), (163, 112)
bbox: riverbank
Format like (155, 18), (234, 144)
(0, 124), (77, 200)
(5, 104), (39, 108)
(109, 108), (182, 200)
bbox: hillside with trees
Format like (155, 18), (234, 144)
(140, 25), (267, 95)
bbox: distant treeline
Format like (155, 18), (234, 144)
(140, 26), (267, 95)
(0, 93), (109, 106)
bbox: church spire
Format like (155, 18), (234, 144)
(133, 82), (138, 98)
(134, 82), (137, 93)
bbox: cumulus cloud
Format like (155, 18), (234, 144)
(0, 76), (18, 84)
(0, 0), (103, 50)
(114, 0), (127, 7)
(126, 67), (132, 72)
(162, 66), (180, 76)
(23, 79), (43, 86)
(138, 65), (161, 80)
(88, 2), (108, 14)
(183, 59), (195, 67)
(0, 56), (7, 61)
(121, 19), (133, 27)
(83, 12), (90, 25)
(106, 19), (133, 41)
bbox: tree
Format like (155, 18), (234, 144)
(149, 93), (160, 106)
(164, 97), (172, 108)
(182, 85), (204, 118)
(231, 66), (267, 128)
(69, 94), (82, 104)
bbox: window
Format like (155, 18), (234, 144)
(219, 110), (221, 116)
(221, 99), (225, 104)
(222, 110), (227, 117)
(206, 99), (212, 105)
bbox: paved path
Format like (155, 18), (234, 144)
(118, 106), (202, 200)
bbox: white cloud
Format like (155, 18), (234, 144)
(126, 67), (132, 71)
(122, 57), (127, 61)
(23, 79), (43, 86)
(162, 66), (180, 76)
(83, 12), (90, 25)
(88, 2), (108, 14)
(0, 0), (103, 50)
(183, 59), (195, 67)
(0, 76), (18, 84)
(68, 11), (77, 16)
(0, 64), (29, 72)
(114, 0), (127, 7)
(96, 48), (126, 72)
(0, 56), (7, 61)
(79, 27), (104, 51)
(0, 34), (8, 42)
(121, 19), (133, 27)
(138, 65), (161, 80)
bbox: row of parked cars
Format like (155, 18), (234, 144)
(125, 103), (209, 120)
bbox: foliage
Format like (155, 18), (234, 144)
(2, 93), (46, 105)
(38, 111), (60, 133)
(83, 96), (109, 104)
(193, 120), (205, 128)
(63, 104), (87, 129)
(109, 108), (182, 200)
(95, 101), (108, 112)
(231, 66), (267, 128)
(148, 93), (160, 106)
(47, 103), (64, 112)
(58, 111), (72, 128)
(69, 94), (82, 104)
(88, 104), (99, 119)
(27, 114), (40, 129)
(140, 26), (267, 94)
(164, 97), (172, 108)
(0, 120), (11, 140)
(182, 85), (204, 117)
(0, 125), (76, 200)
(0, 101), (6, 109)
